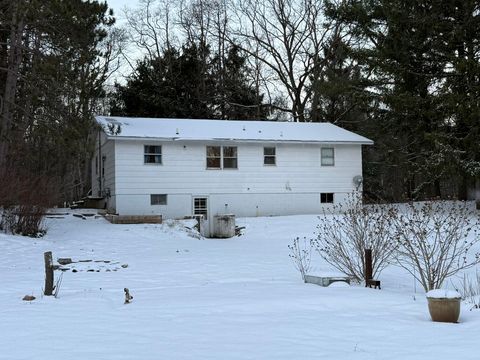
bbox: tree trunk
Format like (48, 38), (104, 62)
(1, 3), (25, 151)
(476, 177), (480, 210)
(364, 248), (373, 282)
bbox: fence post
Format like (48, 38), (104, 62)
(365, 248), (373, 282)
(44, 251), (54, 296)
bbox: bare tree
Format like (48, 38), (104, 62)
(124, 0), (178, 61)
(229, 0), (334, 121)
(311, 194), (398, 282)
(393, 201), (480, 292)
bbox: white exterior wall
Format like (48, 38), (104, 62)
(112, 140), (363, 220)
(91, 132), (116, 212)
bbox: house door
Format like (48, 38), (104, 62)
(193, 196), (209, 237)
(193, 197), (208, 218)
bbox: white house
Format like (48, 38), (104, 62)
(92, 116), (373, 223)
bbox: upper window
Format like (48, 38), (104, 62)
(321, 147), (334, 166)
(207, 146), (221, 168)
(264, 147), (276, 165)
(223, 146), (238, 169)
(207, 146), (237, 169)
(151, 194), (167, 205)
(144, 145), (162, 164)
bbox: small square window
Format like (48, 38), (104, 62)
(321, 147), (334, 166)
(151, 194), (167, 205)
(264, 147), (276, 165)
(320, 193), (334, 203)
(144, 145), (162, 164)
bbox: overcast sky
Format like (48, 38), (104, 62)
(106, 0), (135, 23)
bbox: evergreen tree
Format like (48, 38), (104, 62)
(212, 45), (267, 120)
(112, 42), (266, 120)
(0, 0), (118, 201)
(325, 0), (467, 201)
(309, 32), (367, 128)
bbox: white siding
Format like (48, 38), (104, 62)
(112, 140), (363, 219)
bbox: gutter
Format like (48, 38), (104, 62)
(104, 135), (374, 146)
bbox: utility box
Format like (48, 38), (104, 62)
(212, 214), (235, 238)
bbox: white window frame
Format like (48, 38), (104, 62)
(151, 194), (167, 205)
(321, 147), (335, 166)
(193, 197), (208, 217)
(222, 146), (238, 169)
(206, 146), (238, 169)
(263, 146), (276, 166)
(144, 145), (162, 164)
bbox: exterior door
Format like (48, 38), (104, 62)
(193, 196), (209, 237)
(193, 197), (208, 218)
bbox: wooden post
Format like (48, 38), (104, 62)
(365, 248), (373, 282)
(44, 251), (54, 296)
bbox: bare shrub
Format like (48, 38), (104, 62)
(452, 271), (480, 310)
(0, 167), (58, 236)
(288, 236), (313, 281)
(393, 201), (480, 292)
(311, 194), (398, 282)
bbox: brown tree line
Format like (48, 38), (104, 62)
(0, 0), (121, 207)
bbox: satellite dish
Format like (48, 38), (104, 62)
(353, 175), (363, 187)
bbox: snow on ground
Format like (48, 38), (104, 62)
(1, 211), (479, 360)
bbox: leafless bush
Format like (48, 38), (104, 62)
(393, 201), (480, 292)
(288, 236), (313, 281)
(0, 167), (58, 236)
(311, 194), (398, 282)
(452, 271), (480, 310)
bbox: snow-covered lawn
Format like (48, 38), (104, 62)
(1, 212), (479, 359)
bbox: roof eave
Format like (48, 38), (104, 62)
(104, 135), (373, 145)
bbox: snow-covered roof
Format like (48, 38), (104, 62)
(95, 116), (373, 145)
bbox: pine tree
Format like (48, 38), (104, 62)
(325, 0), (464, 201)
(112, 42), (266, 120)
(0, 0), (118, 201)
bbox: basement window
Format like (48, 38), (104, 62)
(321, 147), (335, 166)
(320, 193), (334, 204)
(151, 194), (167, 205)
(264, 147), (276, 165)
(144, 145), (162, 164)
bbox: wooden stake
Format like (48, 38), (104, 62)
(365, 248), (373, 281)
(44, 251), (54, 296)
